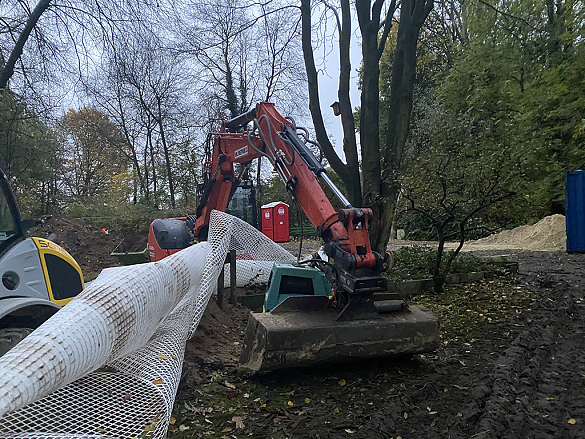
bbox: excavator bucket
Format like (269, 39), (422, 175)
(238, 296), (439, 373)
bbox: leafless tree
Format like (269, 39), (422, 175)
(301, 0), (434, 253)
(177, 0), (305, 119)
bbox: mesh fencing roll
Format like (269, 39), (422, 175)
(0, 211), (294, 438)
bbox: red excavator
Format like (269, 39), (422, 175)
(148, 103), (438, 372)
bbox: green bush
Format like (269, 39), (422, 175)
(386, 245), (502, 282)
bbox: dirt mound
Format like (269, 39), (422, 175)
(468, 214), (566, 251)
(28, 216), (123, 278)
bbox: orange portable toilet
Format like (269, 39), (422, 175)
(261, 202), (289, 242)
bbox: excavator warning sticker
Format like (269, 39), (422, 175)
(234, 146), (248, 159)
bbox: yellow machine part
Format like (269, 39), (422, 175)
(31, 237), (84, 306)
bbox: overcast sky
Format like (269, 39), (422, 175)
(315, 12), (362, 162)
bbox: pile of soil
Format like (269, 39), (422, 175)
(179, 299), (250, 394)
(114, 235), (148, 253)
(28, 216), (123, 277)
(466, 214), (566, 251)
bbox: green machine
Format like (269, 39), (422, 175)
(264, 263), (331, 312)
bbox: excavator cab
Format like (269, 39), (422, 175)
(0, 171), (31, 259)
(0, 169), (84, 356)
(225, 180), (258, 230)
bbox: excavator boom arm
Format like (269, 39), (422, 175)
(194, 102), (385, 287)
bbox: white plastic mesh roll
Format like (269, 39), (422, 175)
(0, 211), (294, 438)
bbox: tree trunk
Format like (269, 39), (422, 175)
(338, 0), (361, 206)
(0, 0), (52, 89)
(156, 98), (175, 208)
(372, 0), (433, 253)
(117, 96), (146, 198)
(224, 42), (239, 118)
(300, 0), (360, 206)
(356, 0), (383, 249)
(300, 0), (432, 254)
(433, 227), (446, 293)
(147, 127), (158, 209)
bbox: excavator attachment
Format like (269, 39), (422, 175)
(239, 295), (439, 373)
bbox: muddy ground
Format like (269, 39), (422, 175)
(28, 218), (585, 438)
(356, 251), (585, 439)
(176, 250), (585, 439)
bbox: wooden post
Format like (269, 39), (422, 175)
(217, 263), (225, 310)
(230, 249), (237, 305)
(217, 251), (237, 309)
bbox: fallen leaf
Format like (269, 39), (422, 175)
(169, 416), (176, 425)
(156, 354), (168, 360)
(243, 393), (250, 398)
(459, 360), (466, 366)
(178, 424), (189, 432)
(453, 384), (469, 390)
(123, 393), (131, 402)
(403, 412), (408, 419)
(568, 419), (577, 425)
(305, 398), (312, 404)
(261, 403), (266, 408)
(545, 397), (554, 401)
(429, 411), (438, 415)
(339, 379), (346, 386)
(224, 381), (236, 390)
(457, 413), (463, 417)
(287, 401), (294, 407)
(345, 429), (355, 434)
(273, 417), (281, 423)
(232, 416), (245, 429)
(152, 378), (163, 387)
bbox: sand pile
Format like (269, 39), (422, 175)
(467, 214), (566, 251)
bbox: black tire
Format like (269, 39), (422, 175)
(0, 327), (34, 357)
